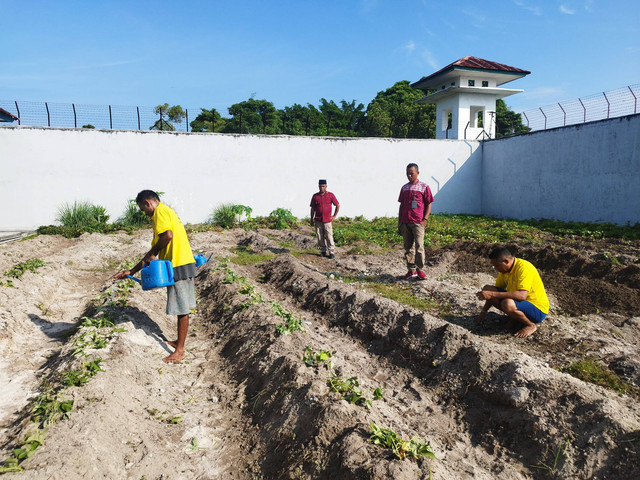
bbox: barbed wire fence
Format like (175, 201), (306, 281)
(518, 84), (639, 132)
(1, 83), (639, 134)
(0, 101), (201, 132)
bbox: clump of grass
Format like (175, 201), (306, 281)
(561, 357), (635, 395)
(210, 204), (252, 229)
(118, 199), (151, 228)
(230, 246), (275, 265)
(56, 201), (109, 230)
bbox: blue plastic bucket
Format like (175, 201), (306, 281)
(128, 260), (174, 290)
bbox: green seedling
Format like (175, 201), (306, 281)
(369, 422), (436, 461)
(168, 416), (183, 425)
(373, 387), (384, 400)
(0, 457), (23, 473)
(4, 258), (47, 280)
(273, 302), (305, 335)
(238, 282), (266, 309)
(531, 439), (570, 471)
(31, 392), (73, 428)
(61, 358), (104, 386)
(303, 346), (334, 370)
(328, 374), (372, 410)
(12, 432), (45, 461)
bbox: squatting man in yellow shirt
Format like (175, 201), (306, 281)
(476, 247), (550, 338)
(115, 190), (197, 363)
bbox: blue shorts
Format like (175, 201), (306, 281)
(497, 289), (547, 323)
(514, 300), (547, 323)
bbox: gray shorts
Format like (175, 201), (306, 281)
(166, 278), (196, 315)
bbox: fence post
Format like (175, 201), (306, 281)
(137, 107), (140, 130)
(109, 105), (113, 129)
(539, 107), (547, 130)
(579, 98), (586, 123)
(603, 92), (610, 119)
(558, 103), (566, 126)
(45, 102), (50, 127)
(72, 104), (77, 128)
(630, 86), (637, 114)
(522, 112), (529, 128)
(14, 101), (20, 125)
(185, 109), (189, 132)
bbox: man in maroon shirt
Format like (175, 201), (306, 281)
(398, 163), (434, 279)
(310, 179), (340, 259)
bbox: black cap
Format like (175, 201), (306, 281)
(319, 179), (327, 185)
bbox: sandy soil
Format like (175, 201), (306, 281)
(0, 227), (639, 479)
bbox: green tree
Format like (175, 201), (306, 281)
(495, 99), (530, 138)
(151, 103), (185, 131)
(340, 99), (365, 137)
(319, 98), (345, 136)
(363, 81), (435, 138)
(224, 98), (279, 134)
(190, 107), (225, 132)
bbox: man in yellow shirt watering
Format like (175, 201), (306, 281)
(115, 190), (196, 362)
(476, 247), (550, 338)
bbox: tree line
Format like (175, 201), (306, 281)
(152, 80), (529, 139)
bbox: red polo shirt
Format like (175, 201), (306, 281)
(310, 192), (339, 223)
(398, 181), (434, 223)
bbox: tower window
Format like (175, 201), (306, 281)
(468, 80), (475, 86)
(482, 81), (489, 87)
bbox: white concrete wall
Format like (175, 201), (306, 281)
(0, 127), (482, 230)
(482, 114), (640, 225)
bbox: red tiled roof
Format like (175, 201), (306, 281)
(0, 107), (19, 121)
(412, 56), (530, 89)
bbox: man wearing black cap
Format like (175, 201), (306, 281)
(310, 179), (340, 259)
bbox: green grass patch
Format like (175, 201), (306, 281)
(332, 214), (640, 249)
(229, 246), (275, 265)
(561, 357), (636, 395)
(342, 275), (448, 313)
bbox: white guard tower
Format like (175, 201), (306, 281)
(411, 56), (530, 140)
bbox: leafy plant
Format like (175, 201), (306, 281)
(12, 432), (45, 461)
(272, 302), (305, 335)
(4, 258), (46, 280)
(31, 392), (73, 428)
(303, 346), (334, 370)
(60, 358), (104, 386)
(269, 208), (297, 230)
(328, 374), (373, 409)
(369, 423), (436, 461)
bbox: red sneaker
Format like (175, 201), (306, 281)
(404, 270), (416, 279)
(416, 270), (427, 280)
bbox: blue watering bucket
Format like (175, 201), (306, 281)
(194, 253), (213, 267)
(127, 260), (174, 290)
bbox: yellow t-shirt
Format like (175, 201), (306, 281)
(495, 258), (549, 314)
(152, 203), (195, 270)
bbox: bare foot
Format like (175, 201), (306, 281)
(514, 325), (537, 338)
(167, 340), (178, 348)
(163, 350), (185, 363)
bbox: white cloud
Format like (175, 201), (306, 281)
(559, 5), (576, 14)
(421, 49), (439, 70)
(513, 0), (543, 16)
(402, 41), (416, 54)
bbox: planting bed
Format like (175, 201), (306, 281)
(0, 227), (638, 479)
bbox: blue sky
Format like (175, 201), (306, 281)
(1, 0), (638, 115)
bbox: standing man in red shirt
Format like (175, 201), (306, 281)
(310, 179), (340, 259)
(398, 163), (434, 280)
